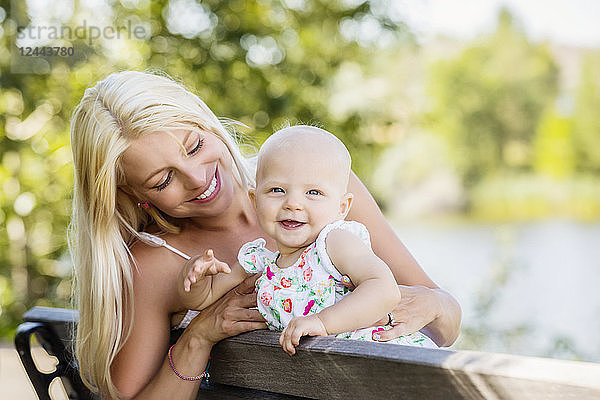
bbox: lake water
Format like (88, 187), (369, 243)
(394, 218), (600, 363)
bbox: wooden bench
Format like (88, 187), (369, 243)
(14, 306), (600, 399)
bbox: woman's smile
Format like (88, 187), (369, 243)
(187, 166), (221, 204)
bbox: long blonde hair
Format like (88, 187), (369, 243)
(68, 70), (254, 397)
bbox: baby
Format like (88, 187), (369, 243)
(179, 125), (436, 354)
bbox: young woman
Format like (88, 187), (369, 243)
(69, 70), (461, 399)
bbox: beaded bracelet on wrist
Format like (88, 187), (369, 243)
(168, 344), (210, 381)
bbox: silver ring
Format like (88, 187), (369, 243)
(387, 312), (396, 326)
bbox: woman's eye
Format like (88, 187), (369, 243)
(154, 171), (173, 191)
(187, 138), (205, 156)
(270, 187), (284, 193)
(307, 189), (321, 196)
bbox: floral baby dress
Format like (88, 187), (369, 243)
(238, 220), (437, 348)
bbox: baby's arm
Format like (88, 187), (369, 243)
(178, 249), (249, 311)
(280, 229), (400, 354)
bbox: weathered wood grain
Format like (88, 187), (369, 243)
(210, 329), (600, 399)
(21, 307), (600, 400)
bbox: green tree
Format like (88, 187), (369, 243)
(572, 52), (600, 173)
(533, 108), (574, 179)
(426, 9), (559, 188)
(145, 0), (411, 174)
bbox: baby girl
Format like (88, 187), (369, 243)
(179, 125), (436, 354)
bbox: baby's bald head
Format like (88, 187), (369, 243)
(257, 125), (352, 192)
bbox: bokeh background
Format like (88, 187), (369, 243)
(1, 0), (599, 364)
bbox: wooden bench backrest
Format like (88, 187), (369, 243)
(16, 306), (600, 399)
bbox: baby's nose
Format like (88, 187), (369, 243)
(284, 195), (303, 211)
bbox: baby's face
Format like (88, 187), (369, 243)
(252, 149), (350, 253)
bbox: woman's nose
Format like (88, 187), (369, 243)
(182, 166), (208, 190)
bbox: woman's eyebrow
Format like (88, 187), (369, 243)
(142, 130), (195, 185)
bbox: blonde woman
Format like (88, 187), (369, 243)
(69, 70), (461, 399)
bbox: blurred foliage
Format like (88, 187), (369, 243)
(427, 9), (560, 188)
(533, 109), (574, 179)
(470, 173), (600, 221)
(0, 0), (410, 339)
(572, 53), (600, 173)
(420, 9), (600, 222)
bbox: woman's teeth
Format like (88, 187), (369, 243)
(197, 177), (217, 199)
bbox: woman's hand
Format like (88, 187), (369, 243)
(371, 285), (441, 342)
(186, 274), (267, 345)
(341, 276), (444, 343)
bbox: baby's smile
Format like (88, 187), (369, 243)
(278, 219), (306, 229)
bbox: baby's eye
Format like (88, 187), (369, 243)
(307, 189), (321, 196)
(270, 187), (284, 193)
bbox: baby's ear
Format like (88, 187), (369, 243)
(248, 189), (257, 208)
(339, 192), (353, 218)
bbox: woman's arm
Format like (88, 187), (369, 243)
(112, 245), (264, 399)
(346, 171), (461, 346)
(112, 312), (211, 400)
(111, 246), (208, 399)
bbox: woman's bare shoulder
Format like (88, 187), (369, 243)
(130, 236), (174, 268)
(129, 237), (186, 312)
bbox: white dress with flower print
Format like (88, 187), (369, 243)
(238, 220), (437, 348)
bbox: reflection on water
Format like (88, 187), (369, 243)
(394, 218), (600, 362)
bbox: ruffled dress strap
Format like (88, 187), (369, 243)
(314, 220), (371, 280)
(237, 238), (278, 274)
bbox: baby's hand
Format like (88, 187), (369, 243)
(183, 249), (231, 292)
(279, 315), (327, 355)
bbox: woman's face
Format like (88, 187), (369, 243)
(120, 127), (236, 219)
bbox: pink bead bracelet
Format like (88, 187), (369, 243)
(168, 344), (209, 381)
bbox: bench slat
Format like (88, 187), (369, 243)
(19, 307), (600, 399)
(211, 330), (600, 400)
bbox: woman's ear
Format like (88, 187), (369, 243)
(339, 192), (353, 219)
(118, 185), (135, 196)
